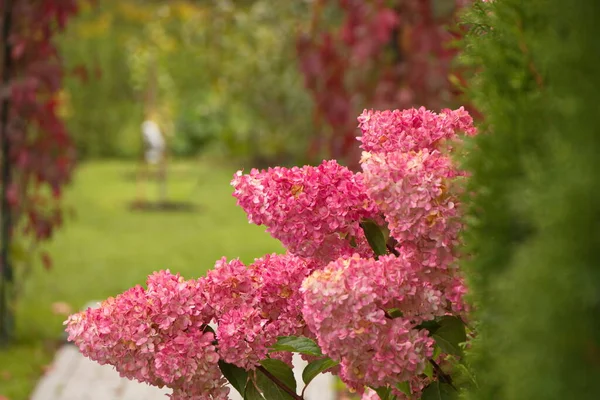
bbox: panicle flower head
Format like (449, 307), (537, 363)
(67, 105), (476, 399)
(301, 255), (440, 390)
(231, 160), (379, 262)
(203, 257), (254, 319)
(357, 106), (476, 154)
(212, 253), (313, 369)
(64, 270), (228, 399)
(360, 149), (464, 269)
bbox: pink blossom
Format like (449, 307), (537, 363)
(65, 105), (476, 398)
(357, 106), (476, 155)
(64, 271), (228, 399)
(203, 257), (254, 319)
(356, 106), (474, 319)
(301, 255), (439, 390)
(211, 253), (313, 369)
(361, 388), (381, 400)
(231, 160), (379, 262)
(360, 149), (464, 270)
(216, 305), (270, 369)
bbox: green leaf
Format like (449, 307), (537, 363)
(423, 361), (434, 378)
(421, 382), (457, 400)
(349, 236), (358, 248)
(432, 316), (466, 356)
(396, 381), (412, 396)
(433, 345), (442, 360)
(244, 381), (266, 400)
(360, 219), (388, 257)
(256, 359), (297, 400)
(260, 359), (297, 391)
(387, 308), (404, 318)
(302, 357), (339, 386)
(218, 360), (248, 396)
(372, 386), (396, 400)
(270, 336), (323, 357)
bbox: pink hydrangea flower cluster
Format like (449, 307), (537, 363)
(358, 107), (475, 312)
(65, 254), (313, 397)
(301, 254), (442, 393)
(66, 106), (477, 399)
(210, 253), (313, 369)
(64, 271), (229, 400)
(231, 160), (379, 263)
(357, 106), (476, 155)
(300, 107), (475, 394)
(360, 149), (463, 269)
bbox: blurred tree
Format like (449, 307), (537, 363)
(198, 1), (314, 167)
(60, 0), (314, 166)
(1, 0), (78, 344)
(461, 1), (600, 399)
(60, 1), (143, 158)
(296, 0), (472, 167)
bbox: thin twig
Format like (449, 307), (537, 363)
(429, 359), (457, 391)
(257, 365), (303, 400)
(386, 243), (400, 257)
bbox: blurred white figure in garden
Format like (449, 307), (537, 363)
(141, 120), (165, 165)
(136, 119), (168, 205)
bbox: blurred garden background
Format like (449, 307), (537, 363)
(2, 0), (599, 399)
(2, 1), (470, 397)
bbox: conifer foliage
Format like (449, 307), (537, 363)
(461, 1), (600, 398)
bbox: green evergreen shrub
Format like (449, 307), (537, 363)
(461, 1), (600, 399)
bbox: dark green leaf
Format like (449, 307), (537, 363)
(396, 381), (411, 396)
(421, 382), (457, 400)
(372, 386), (396, 400)
(270, 336), (323, 357)
(302, 357), (339, 386)
(203, 324), (216, 335)
(360, 220), (388, 257)
(244, 380), (266, 400)
(416, 319), (441, 334)
(433, 334), (462, 357)
(260, 359), (297, 391)
(256, 359), (297, 400)
(432, 316), (466, 356)
(218, 360), (248, 396)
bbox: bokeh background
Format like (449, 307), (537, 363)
(0, 1), (471, 398)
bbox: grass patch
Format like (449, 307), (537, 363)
(0, 160), (282, 400)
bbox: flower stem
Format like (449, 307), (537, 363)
(428, 359), (457, 390)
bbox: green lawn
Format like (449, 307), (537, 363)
(0, 160), (282, 400)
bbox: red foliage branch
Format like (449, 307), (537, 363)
(297, 0), (472, 167)
(1, 0), (79, 265)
